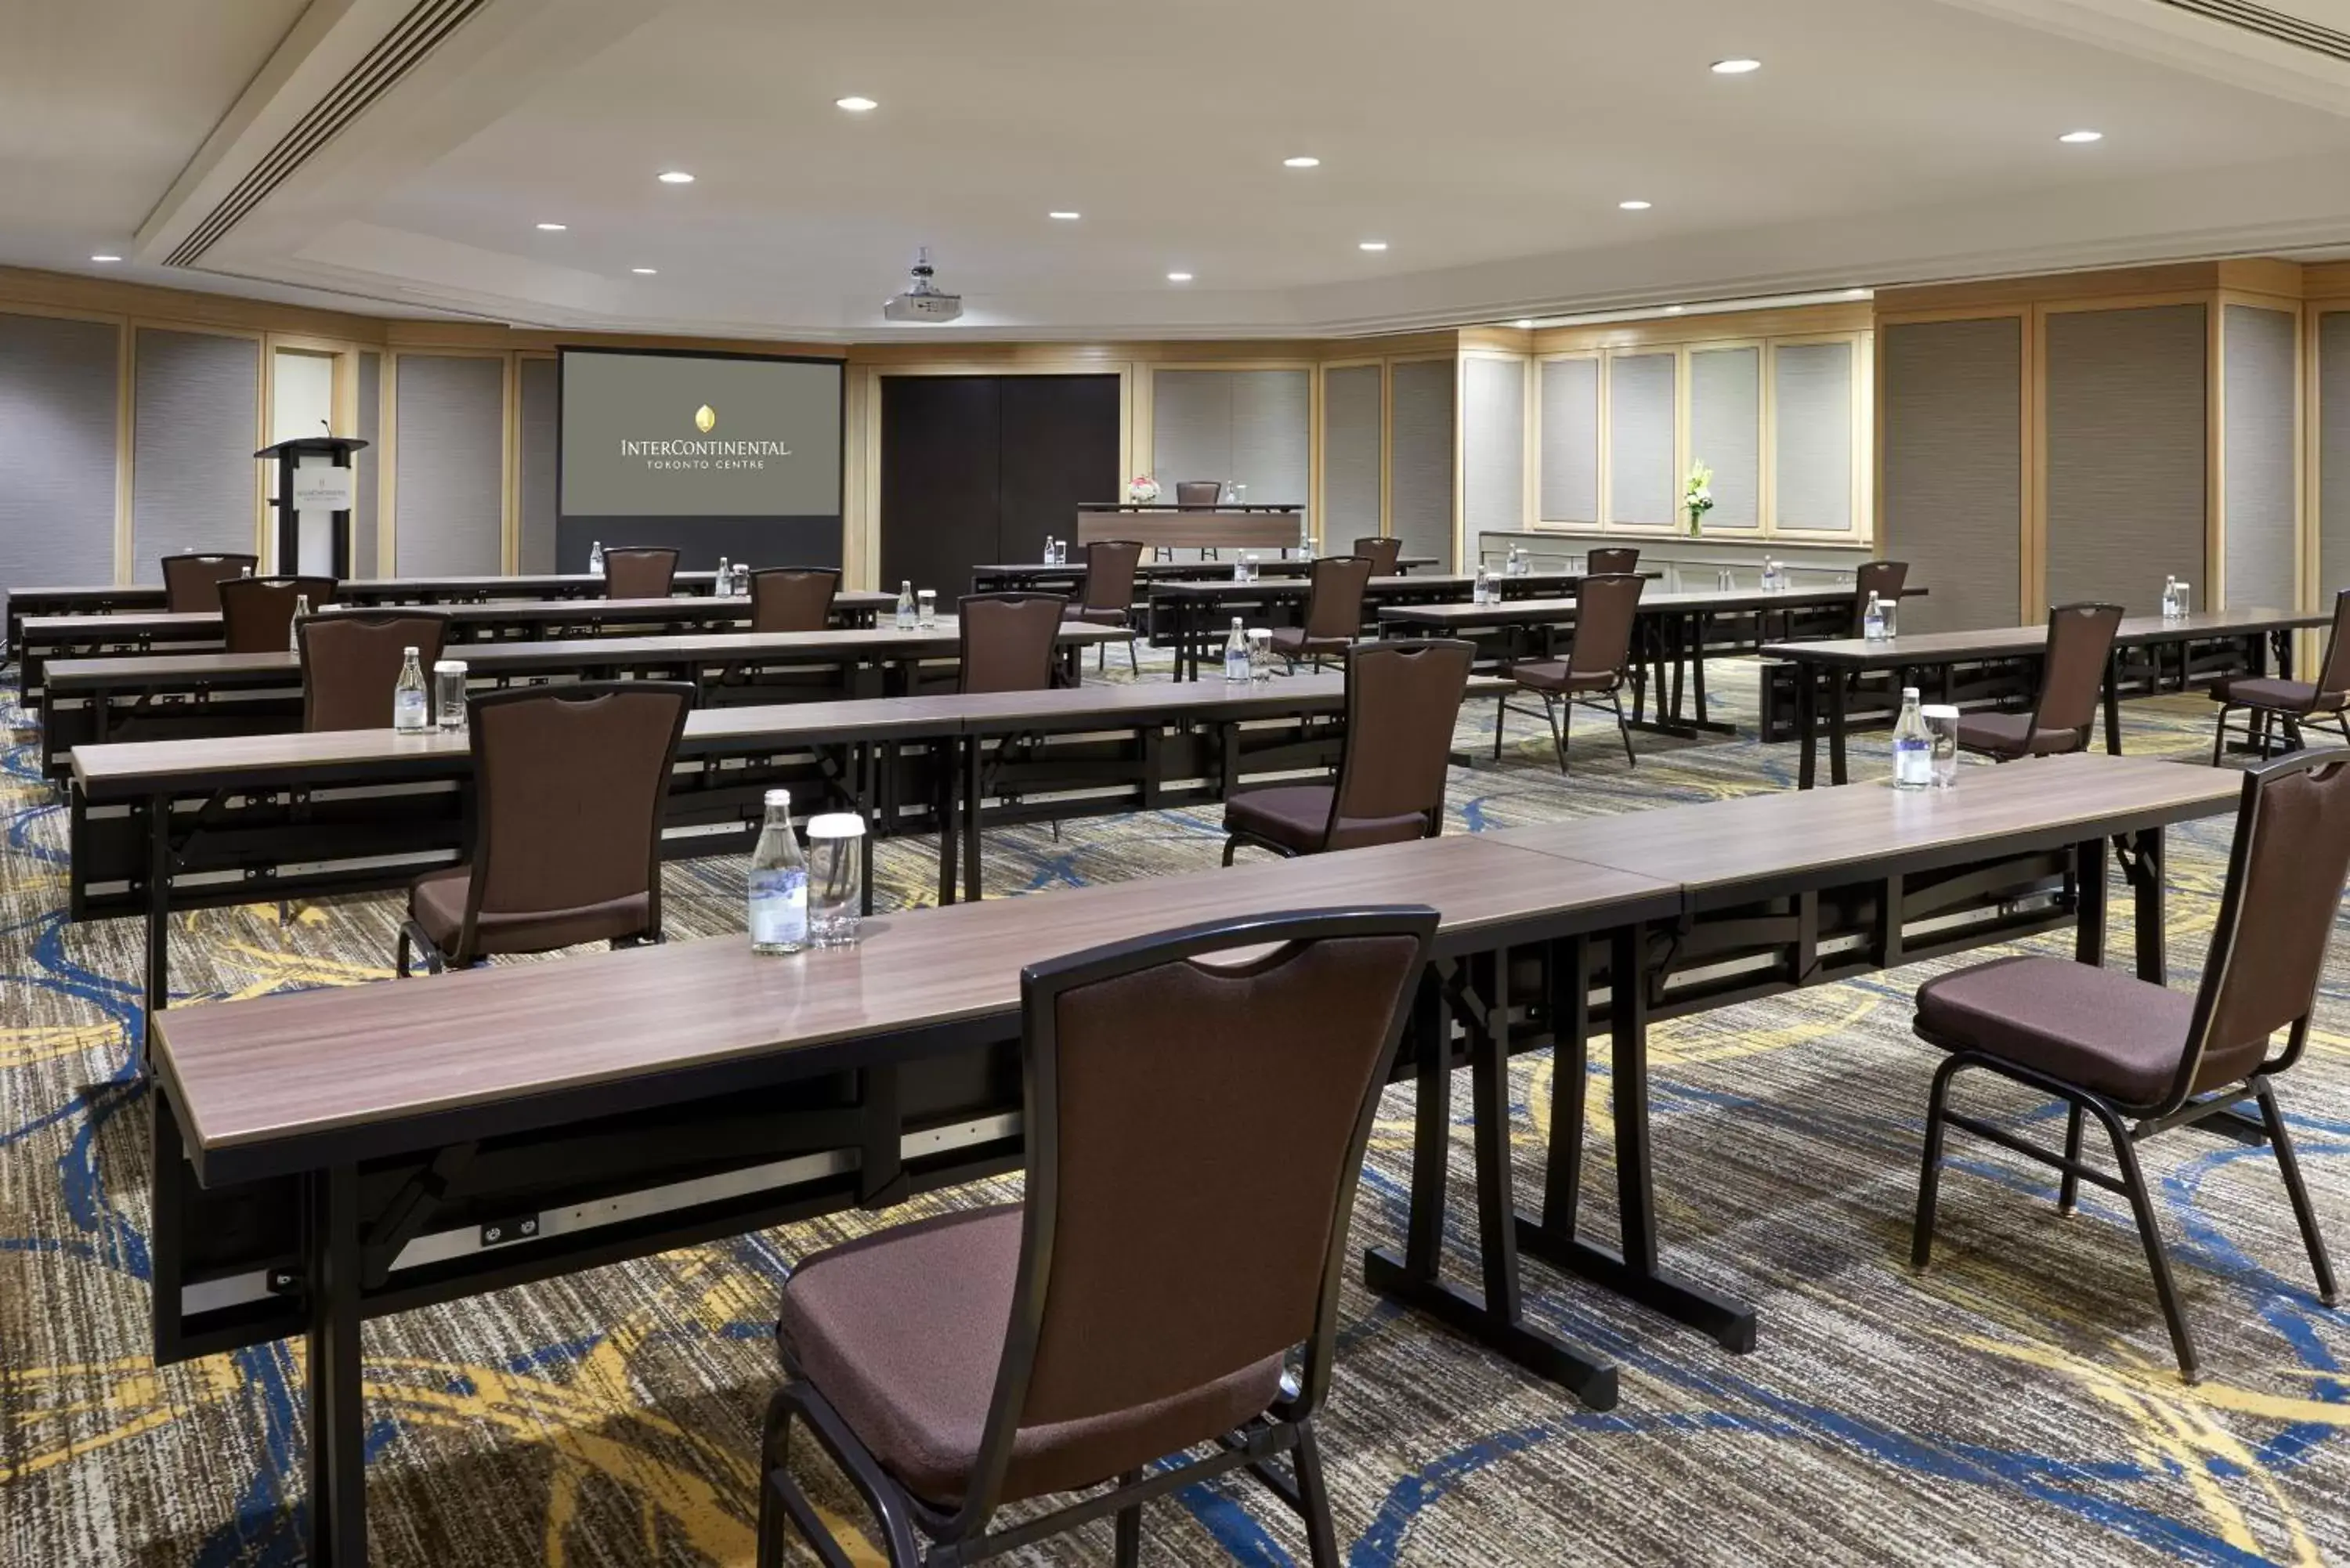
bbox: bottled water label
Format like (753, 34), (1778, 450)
(749, 867), (808, 948)
(1894, 739), (1932, 789)
(394, 690), (428, 732)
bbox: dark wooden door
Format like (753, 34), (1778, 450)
(998, 375), (1120, 564)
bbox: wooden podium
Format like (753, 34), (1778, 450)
(258, 436), (369, 576)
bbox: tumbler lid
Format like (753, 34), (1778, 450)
(807, 812), (866, 840)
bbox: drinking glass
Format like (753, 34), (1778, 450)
(1923, 705), (1961, 789)
(1717, 569), (1736, 592)
(1248, 627), (1273, 681)
(432, 659), (468, 730)
(805, 813), (866, 942)
(916, 589), (937, 628)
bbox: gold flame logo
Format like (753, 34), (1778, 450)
(693, 404), (716, 433)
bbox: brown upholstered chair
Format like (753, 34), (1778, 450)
(1585, 546), (1640, 577)
(1352, 536), (1403, 576)
(756, 907), (1435, 1568)
(1062, 540), (1143, 674)
(1224, 639), (1473, 863)
(1911, 750), (2350, 1382)
(1495, 572), (1644, 771)
(602, 547), (679, 599)
(1270, 555), (1375, 674)
(1956, 602), (2123, 762)
(1853, 558), (1910, 635)
(396, 681), (692, 974)
(298, 612), (449, 730)
(219, 575), (338, 653)
(1173, 480), (1223, 508)
(161, 551), (260, 614)
(957, 592), (1065, 694)
(749, 567), (840, 634)
(2211, 587), (2350, 763)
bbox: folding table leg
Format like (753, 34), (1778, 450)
(305, 1165), (367, 1566)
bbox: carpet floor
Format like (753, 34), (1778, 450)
(2, 651), (2347, 1566)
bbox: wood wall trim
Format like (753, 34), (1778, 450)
(1534, 302), (1869, 353)
(0, 266), (389, 342)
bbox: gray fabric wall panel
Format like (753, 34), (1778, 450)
(1688, 347), (1759, 529)
(131, 328), (258, 577)
(1882, 318), (2021, 634)
(1773, 341), (1854, 533)
(1322, 364), (1382, 540)
(1607, 352), (1676, 527)
(1538, 358), (1598, 522)
(1388, 358), (1456, 571)
(393, 355), (505, 576)
(2044, 305), (2206, 615)
(0, 313), (120, 597)
(1150, 368), (1308, 504)
(518, 357), (559, 574)
(353, 352), (380, 576)
(1462, 357), (1524, 537)
(2223, 305), (2296, 612)
(2323, 314), (2350, 598)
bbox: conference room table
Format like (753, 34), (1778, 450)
(5, 569), (736, 660)
(34, 620), (1132, 776)
(1153, 571), (1593, 680)
(143, 751), (2237, 1563)
(968, 556), (1437, 594)
(1762, 606), (2327, 787)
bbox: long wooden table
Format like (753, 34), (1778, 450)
(1762, 608), (2327, 787)
(1152, 571), (1595, 680)
(35, 620), (1132, 776)
(144, 753), (2239, 1563)
(971, 556), (1435, 594)
(1074, 503), (1306, 552)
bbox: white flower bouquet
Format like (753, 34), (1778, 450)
(1127, 475), (1162, 503)
(1683, 461), (1715, 536)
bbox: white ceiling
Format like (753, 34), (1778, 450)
(19, 0), (2350, 337)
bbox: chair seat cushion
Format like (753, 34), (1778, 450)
(1509, 661), (1614, 695)
(1062, 604), (1128, 627)
(1223, 784), (1428, 854)
(1954, 711), (2082, 758)
(1914, 955), (2192, 1107)
(777, 1206), (1284, 1506)
(408, 867), (650, 958)
(2214, 676), (2328, 713)
(1268, 626), (1348, 657)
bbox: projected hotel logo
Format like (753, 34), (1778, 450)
(620, 401), (790, 471)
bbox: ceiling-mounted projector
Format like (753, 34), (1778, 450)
(883, 247), (962, 323)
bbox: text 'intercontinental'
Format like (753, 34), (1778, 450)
(620, 437), (794, 471)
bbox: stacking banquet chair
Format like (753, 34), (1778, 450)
(1852, 558), (1909, 634)
(1955, 602), (2123, 762)
(1270, 555), (1375, 674)
(219, 574), (338, 653)
(161, 551), (260, 613)
(1173, 480), (1223, 507)
(1062, 540), (1143, 674)
(1351, 535), (1403, 576)
(396, 681), (693, 975)
(298, 612), (448, 729)
(2210, 587), (2350, 763)
(1911, 750), (2349, 1382)
(755, 906), (1437, 1568)
(602, 546), (680, 599)
(1494, 571), (1644, 771)
(1224, 639), (1473, 863)
(959, 593), (1065, 694)
(750, 567), (840, 634)
(1585, 546), (1640, 577)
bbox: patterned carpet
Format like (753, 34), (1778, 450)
(2, 649), (2347, 1567)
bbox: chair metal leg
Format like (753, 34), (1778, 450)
(1543, 694), (1570, 774)
(1911, 1055), (1964, 1269)
(1222, 836), (1240, 866)
(1494, 692), (1509, 761)
(2211, 705), (2232, 767)
(2093, 1101), (2200, 1383)
(1114, 1470), (1144, 1568)
(2059, 1103), (2084, 1216)
(1611, 691), (1635, 768)
(2256, 1080), (2340, 1306)
(396, 927), (410, 979)
(1290, 1421), (1343, 1568)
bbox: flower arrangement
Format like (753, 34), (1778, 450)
(1683, 461), (1715, 537)
(1127, 474), (1162, 503)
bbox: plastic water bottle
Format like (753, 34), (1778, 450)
(896, 580), (916, 630)
(589, 540), (605, 578)
(1223, 616), (1250, 684)
(392, 646), (428, 733)
(1043, 535), (1057, 565)
(1763, 557), (1780, 592)
(1892, 688), (1932, 790)
(748, 789), (808, 954)
(717, 557), (731, 595)
(289, 594), (309, 652)
(1863, 591), (1887, 641)
(2161, 576), (2182, 620)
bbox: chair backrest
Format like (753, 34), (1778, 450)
(2312, 587), (2350, 699)
(1302, 555), (1376, 642)
(2030, 602), (2124, 737)
(1854, 559), (1909, 630)
(949, 908), (1434, 1530)
(956, 593), (1065, 694)
(298, 612), (449, 730)
(1566, 572), (1646, 683)
(602, 547), (679, 599)
(460, 682), (693, 941)
(161, 552), (260, 614)
(1585, 546), (1640, 577)
(219, 575), (338, 653)
(1325, 640), (1473, 844)
(749, 567), (839, 634)
(1077, 540), (1144, 612)
(1173, 480), (1223, 508)
(2171, 750), (2350, 1107)
(1352, 536), (1403, 576)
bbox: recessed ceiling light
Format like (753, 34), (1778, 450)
(535, 222), (567, 231)
(657, 170), (695, 184)
(90, 253), (121, 263)
(1711, 58), (1762, 74)
(1845, 287), (1869, 298)
(1358, 240), (1388, 251)
(1665, 305), (1686, 315)
(2059, 129), (2103, 143)
(1166, 271), (1194, 283)
(1049, 211), (1081, 220)
(1618, 199), (1653, 211)
(1514, 319), (1535, 329)
(835, 96), (878, 112)
(1282, 155), (1321, 168)
(631, 267), (659, 275)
